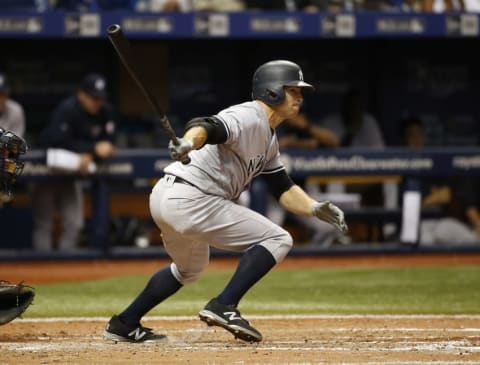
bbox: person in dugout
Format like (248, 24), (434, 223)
(31, 73), (116, 252)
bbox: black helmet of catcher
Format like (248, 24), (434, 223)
(0, 128), (27, 195)
(252, 60), (314, 106)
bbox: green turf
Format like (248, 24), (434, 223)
(26, 265), (480, 318)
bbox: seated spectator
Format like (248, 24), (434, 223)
(401, 116), (480, 246)
(320, 87), (398, 239)
(278, 113), (339, 149)
(464, 0), (480, 12)
(245, 113), (350, 247)
(404, 0), (465, 12)
(303, 0), (401, 12)
(191, 0), (245, 11)
(135, 0), (192, 11)
(136, 0), (245, 11)
(321, 88), (384, 149)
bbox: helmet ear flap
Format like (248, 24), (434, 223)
(264, 86), (285, 105)
(266, 88), (278, 103)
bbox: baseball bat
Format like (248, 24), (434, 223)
(107, 24), (190, 163)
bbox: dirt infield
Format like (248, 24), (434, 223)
(1, 253), (480, 364)
(2, 315), (480, 364)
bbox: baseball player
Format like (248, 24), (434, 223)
(104, 60), (348, 343)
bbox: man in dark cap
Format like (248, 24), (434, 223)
(31, 73), (116, 252)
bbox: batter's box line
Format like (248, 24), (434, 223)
(19, 314), (480, 322)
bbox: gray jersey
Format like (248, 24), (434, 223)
(164, 101), (285, 200)
(0, 99), (25, 138)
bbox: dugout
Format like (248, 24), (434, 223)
(1, 10), (479, 255)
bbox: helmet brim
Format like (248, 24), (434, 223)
(285, 80), (315, 92)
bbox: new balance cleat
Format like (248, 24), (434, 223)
(199, 298), (262, 343)
(103, 315), (167, 343)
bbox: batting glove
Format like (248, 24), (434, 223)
(312, 201), (348, 234)
(168, 138), (193, 163)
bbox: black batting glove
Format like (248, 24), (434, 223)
(168, 137), (193, 163)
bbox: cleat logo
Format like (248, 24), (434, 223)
(128, 328), (147, 341)
(223, 311), (241, 321)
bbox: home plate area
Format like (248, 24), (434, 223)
(1, 315), (480, 364)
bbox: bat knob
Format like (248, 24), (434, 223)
(107, 24), (121, 35)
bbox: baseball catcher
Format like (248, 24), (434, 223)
(0, 128), (33, 325)
(0, 127), (27, 197)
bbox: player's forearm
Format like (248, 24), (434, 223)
(183, 126), (208, 150)
(279, 185), (316, 216)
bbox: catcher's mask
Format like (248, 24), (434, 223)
(252, 60), (314, 106)
(0, 128), (27, 195)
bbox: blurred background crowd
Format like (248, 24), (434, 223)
(0, 0), (479, 13)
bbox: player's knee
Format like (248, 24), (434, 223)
(261, 229), (293, 263)
(170, 263), (204, 285)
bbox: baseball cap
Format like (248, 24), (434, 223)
(0, 73), (10, 93)
(80, 73), (107, 98)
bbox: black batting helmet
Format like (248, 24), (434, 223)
(0, 128), (27, 195)
(252, 60), (314, 106)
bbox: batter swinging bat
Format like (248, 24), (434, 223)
(107, 24), (190, 163)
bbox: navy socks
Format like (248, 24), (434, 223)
(217, 245), (277, 307)
(119, 245), (277, 325)
(119, 265), (182, 326)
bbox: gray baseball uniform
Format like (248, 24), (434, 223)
(0, 99), (25, 138)
(150, 101), (292, 284)
(104, 60), (348, 344)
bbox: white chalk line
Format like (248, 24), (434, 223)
(19, 314), (480, 323)
(5, 339), (480, 354)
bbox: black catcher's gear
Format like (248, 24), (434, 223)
(0, 281), (35, 325)
(0, 128), (27, 195)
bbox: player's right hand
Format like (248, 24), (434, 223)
(168, 137), (193, 162)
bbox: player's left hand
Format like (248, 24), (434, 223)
(312, 201), (348, 234)
(168, 137), (193, 162)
